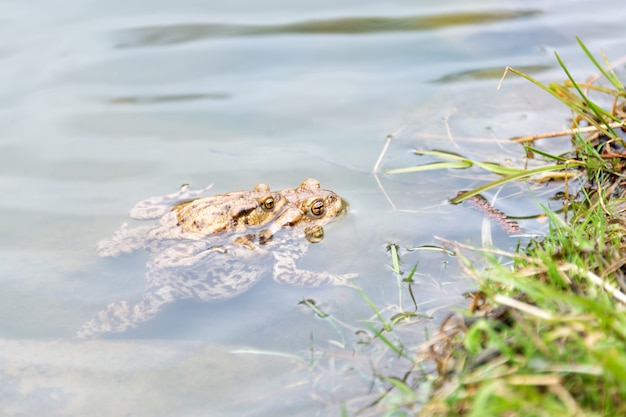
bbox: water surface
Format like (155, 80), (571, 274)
(2, 0), (626, 415)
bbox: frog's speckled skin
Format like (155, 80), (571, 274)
(97, 183), (287, 258)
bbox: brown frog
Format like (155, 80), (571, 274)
(97, 183), (288, 258)
(78, 179), (356, 338)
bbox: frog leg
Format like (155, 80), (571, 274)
(148, 237), (268, 269)
(75, 284), (184, 339)
(129, 184), (215, 219)
(97, 223), (151, 257)
(257, 206), (303, 244)
(271, 252), (357, 287)
(147, 241), (217, 269)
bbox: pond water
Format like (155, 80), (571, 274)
(2, 0), (626, 415)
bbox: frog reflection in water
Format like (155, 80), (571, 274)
(78, 179), (356, 338)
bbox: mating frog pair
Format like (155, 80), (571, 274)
(77, 179), (356, 338)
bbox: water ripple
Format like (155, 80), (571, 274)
(114, 10), (542, 48)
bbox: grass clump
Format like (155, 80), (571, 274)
(422, 196), (626, 416)
(417, 40), (626, 415)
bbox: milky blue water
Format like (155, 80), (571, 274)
(2, 0), (625, 415)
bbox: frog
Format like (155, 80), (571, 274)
(77, 179), (357, 338)
(97, 182), (289, 258)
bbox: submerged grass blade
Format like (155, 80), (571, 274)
(385, 160), (472, 174)
(473, 161), (528, 176)
(407, 245), (456, 256)
(450, 163), (584, 204)
(300, 298), (330, 318)
(388, 243), (402, 275)
(230, 348), (307, 362)
(413, 149), (468, 160)
(416, 149), (530, 175)
(363, 321), (407, 358)
(387, 149), (534, 176)
(383, 376), (418, 399)
(353, 284), (392, 331)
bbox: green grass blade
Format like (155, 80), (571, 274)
(407, 245), (456, 255)
(554, 51), (621, 136)
(353, 285), (391, 331)
(385, 160), (472, 174)
(576, 37), (625, 91)
(363, 322), (406, 358)
(383, 376), (418, 399)
(300, 298), (330, 318)
(404, 263), (418, 283)
(414, 149), (469, 160)
(524, 146), (569, 162)
(415, 150), (529, 175)
(473, 161), (529, 176)
(506, 67), (615, 134)
(389, 148), (530, 176)
(388, 243), (401, 275)
(450, 162), (584, 203)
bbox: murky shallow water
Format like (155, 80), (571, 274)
(2, 0), (626, 415)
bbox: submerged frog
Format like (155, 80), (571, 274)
(78, 179), (356, 338)
(97, 183), (288, 258)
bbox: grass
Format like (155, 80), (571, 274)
(420, 194), (626, 415)
(415, 41), (626, 415)
(348, 40), (626, 415)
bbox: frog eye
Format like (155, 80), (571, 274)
(310, 199), (325, 217)
(261, 196), (275, 211)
